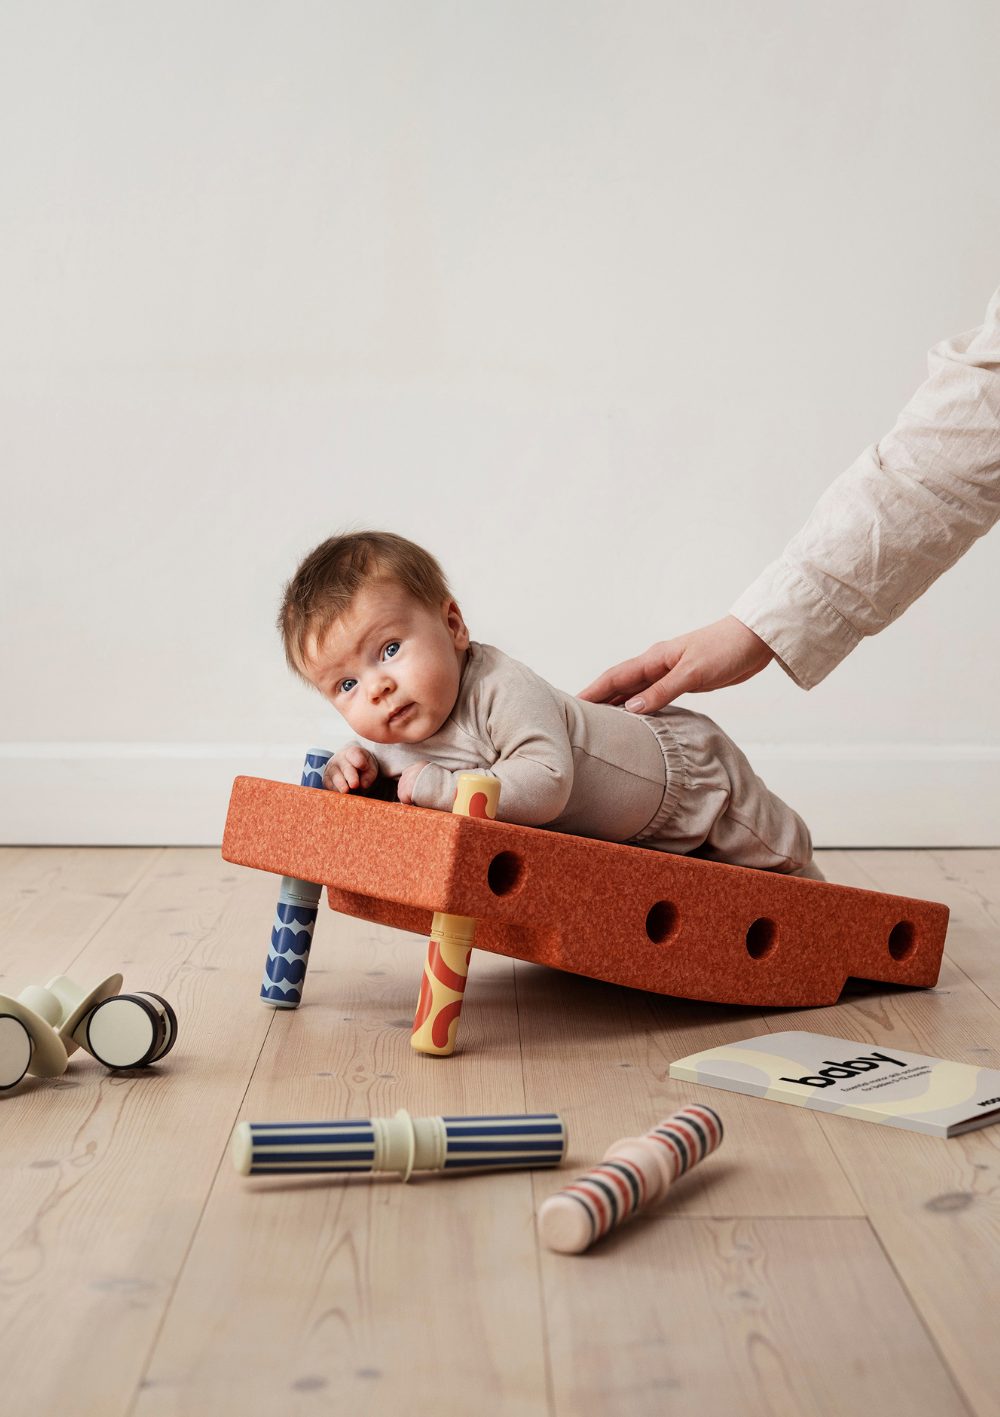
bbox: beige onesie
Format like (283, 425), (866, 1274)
(360, 642), (814, 874)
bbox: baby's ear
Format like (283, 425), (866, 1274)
(444, 599), (470, 649)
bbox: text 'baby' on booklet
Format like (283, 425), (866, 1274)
(669, 1031), (1000, 1137)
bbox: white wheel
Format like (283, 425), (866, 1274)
(85, 995), (163, 1069)
(0, 1013), (33, 1089)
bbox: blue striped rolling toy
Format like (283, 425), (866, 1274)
(259, 748), (332, 1008)
(232, 1109), (566, 1180)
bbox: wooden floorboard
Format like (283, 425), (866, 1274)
(0, 850), (277, 1417)
(134, 925), (548, 1417)
(0, 846), (162, 991)
(1, 847), (998, 1415)
(539, 1216), (968, 1417)
(516, 966), (864, 1220)
(791, 850), (1000, 1417)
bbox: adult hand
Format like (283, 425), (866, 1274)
(577, 616), (774, 713)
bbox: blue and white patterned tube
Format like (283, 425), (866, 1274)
(232, 1109), (567, 1179)
(259, 748), (333, 1008)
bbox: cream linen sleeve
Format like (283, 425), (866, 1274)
(410, 673), (576, 827)
(731, 286), (1000, 689)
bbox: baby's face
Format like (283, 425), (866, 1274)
(300, 581), (469, 744)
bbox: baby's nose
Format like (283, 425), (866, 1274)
(370, 673), (394, 701)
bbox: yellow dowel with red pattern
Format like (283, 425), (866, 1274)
(410, 772), (500, 1056)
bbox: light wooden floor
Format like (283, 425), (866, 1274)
(2, 847), (999, 1417)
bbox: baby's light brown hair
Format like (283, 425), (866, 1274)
(279, 530), (453, 678)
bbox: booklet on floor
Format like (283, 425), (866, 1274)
(669, 1031), (1000, 1137)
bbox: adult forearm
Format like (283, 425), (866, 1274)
(734, 289), (1000, 688)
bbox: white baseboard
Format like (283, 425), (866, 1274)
(0, 742), (997, 847)
(748, 744), (999, 848)
(0, 744), (342, 848)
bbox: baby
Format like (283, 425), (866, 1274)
(279, 531), (821, 877)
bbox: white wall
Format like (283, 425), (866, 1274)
(2, 0), (998, 845)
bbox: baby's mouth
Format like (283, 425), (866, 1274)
(387, 703), (415, 728)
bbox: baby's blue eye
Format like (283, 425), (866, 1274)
(339, 678), (357, 694)
(383, 641), (400, 659)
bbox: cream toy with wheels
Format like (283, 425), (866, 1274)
(0, 975), (178, 1090)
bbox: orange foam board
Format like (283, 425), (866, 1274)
(222, 776), (948, 1008)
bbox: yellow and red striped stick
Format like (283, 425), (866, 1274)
(410, 772), (500, 1056)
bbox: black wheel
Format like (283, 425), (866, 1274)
(136, 992), (178, 1061)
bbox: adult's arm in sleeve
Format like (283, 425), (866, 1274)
(732, 286), (1000, 688)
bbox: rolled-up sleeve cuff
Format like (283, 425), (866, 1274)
(411, 763), (459, 811)
(730, 558), (862, 690)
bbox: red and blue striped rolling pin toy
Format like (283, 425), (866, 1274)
(538, 1104), (723, 1253)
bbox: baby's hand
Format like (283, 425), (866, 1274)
(397, 760), (430, 805)
(323, 744), (379, 794)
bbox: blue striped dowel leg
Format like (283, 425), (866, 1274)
(259, 748), (333, 1008)
(232, 1109), (566, 1180)
(537, 1104), (723, 1254)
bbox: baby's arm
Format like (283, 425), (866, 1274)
(409, 672), (576, 827)
(397, 759), (430, 804)
(323, 743), (380, 794)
